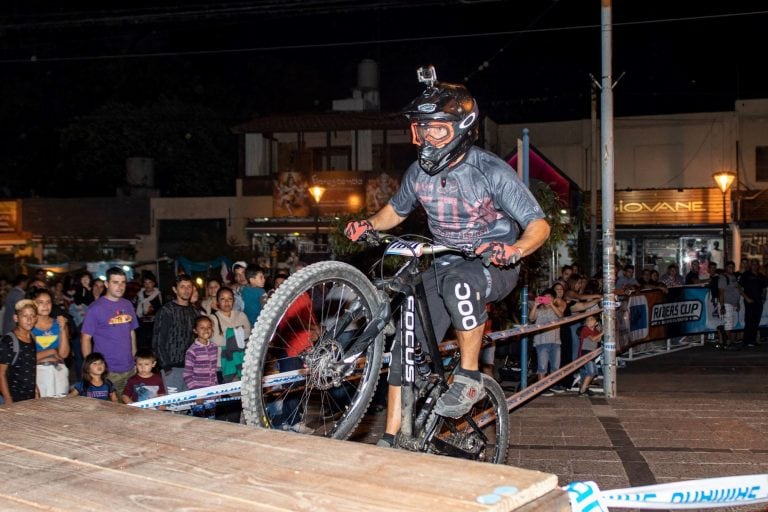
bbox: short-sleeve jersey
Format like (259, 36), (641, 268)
(0, 333), (37, 402)
(81, 297), (139, 373)
(123, 372), (166, 402)
(73, 379), (115, 400)
(389, 146), (545, 249)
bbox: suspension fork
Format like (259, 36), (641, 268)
(339, 296), (392, 363)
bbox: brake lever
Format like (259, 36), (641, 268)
(360, 229), (381, 246)
(465, 246), (491, 267)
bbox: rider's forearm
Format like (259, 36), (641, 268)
(514, 218), (551, 257)
(367, 204), (406, 232)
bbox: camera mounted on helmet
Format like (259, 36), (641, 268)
(416, 65), (438, 88)
(402, 66), (479, 176)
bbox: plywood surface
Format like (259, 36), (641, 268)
(0, 398), (564, 511)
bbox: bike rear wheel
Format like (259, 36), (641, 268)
(241, 261), (385, 440)
(432, 374), (510, 464)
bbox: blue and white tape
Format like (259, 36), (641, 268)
(564, 474), (768, 510)
(127, 381), (242, 409)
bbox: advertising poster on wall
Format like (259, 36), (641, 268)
(0, 200), (19, 234)
(273, 172), (311, 217)
(307, 171), (365, 216)
(365, 172), (400, 214)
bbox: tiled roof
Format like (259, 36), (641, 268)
(22, 197), (151, 238)
(231, 111), (410, 134)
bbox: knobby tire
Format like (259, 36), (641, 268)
(241, 261), (384, 440)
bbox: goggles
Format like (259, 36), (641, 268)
(410, 121), (454, 148)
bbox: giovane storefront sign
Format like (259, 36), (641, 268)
(616, 200), (706, 214)
(596, 188), (731, 226)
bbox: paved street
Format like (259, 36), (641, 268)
(508, 342), (768, 511)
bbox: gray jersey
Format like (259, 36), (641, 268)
(389, 146), (545, 249)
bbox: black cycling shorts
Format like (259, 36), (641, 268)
(388, 255), (519, 386)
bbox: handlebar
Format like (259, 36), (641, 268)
(362, 232), (470, 258)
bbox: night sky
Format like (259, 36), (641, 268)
(1, 1), (766, 197)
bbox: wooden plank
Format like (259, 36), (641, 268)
(514, 490), (570, 512)
(0, 398), (559, 511)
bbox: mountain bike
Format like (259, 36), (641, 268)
(241, 234), (509, 464)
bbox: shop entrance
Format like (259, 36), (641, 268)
(616, 234), (724, 276)
(679, 236), (724, 276)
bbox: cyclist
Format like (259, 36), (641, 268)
(345, 67), (550, 443)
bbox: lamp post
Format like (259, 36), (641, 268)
(712, 171), (736, 263)
(308, 185), (326, 245)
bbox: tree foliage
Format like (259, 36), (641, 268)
(58, 96), (237, 197)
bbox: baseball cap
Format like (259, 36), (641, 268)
(233, 261), (247, 270)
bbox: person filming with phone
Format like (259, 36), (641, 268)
(529, 288), (566, 396)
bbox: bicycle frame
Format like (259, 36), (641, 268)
(386, 257), (448, 443)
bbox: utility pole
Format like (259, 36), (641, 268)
(600, 0), (618, 398)
(518, 131), (531, 389)
(590, 83), (599, 277)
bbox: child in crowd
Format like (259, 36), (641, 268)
(121, 351), (166, 404)
(69, 352), (118, 402)
(0, 300), (39, 404)
(242, 264), (266, 327)
(577, 315), (603, 397)
(31, 288), (70, 398)
(184, 316), (219, 390)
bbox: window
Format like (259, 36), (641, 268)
(756, 146), (768, 182)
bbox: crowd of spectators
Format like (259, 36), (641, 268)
(528, 255), (768, 395)
(612, 257), (768, 350)
(0, 259), (302, 419)
(0, 252), (765, 414)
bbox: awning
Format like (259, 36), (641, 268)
(505, 144), (579, 205)
(246, 218), (332, 235)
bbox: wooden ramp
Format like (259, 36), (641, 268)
(0, 398), (567, 511)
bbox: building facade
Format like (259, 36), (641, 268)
(497, 99), (768, 274)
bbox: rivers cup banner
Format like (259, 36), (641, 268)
(616, 284), (766, 352)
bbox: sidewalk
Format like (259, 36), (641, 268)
(506, 341), (768, 510)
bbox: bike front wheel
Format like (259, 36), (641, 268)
(432, 374), (510, 464)
(241, 261), (385, 440)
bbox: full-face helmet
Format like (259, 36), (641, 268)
(402, 66), (479, 175)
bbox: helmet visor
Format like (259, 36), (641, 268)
(410, 121), (455, 148)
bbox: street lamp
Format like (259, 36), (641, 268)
(712, 171), (736, 262)
(308, 185), (326, 245)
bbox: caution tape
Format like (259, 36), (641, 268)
(564, 474), (768, 510)
(127, 381), (242, 409)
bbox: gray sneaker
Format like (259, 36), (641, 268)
(434, 373), (486, 419)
